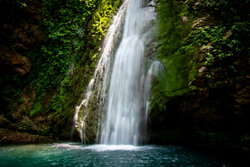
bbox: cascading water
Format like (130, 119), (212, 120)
(144, 61), (164, 124)
(100, 0), (156, 145)
(73, 0), (157, 145)
(72, 0), (128, 144)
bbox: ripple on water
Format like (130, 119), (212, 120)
(0, 143), (235, 167)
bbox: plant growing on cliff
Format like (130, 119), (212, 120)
(36, 0), (122, 137)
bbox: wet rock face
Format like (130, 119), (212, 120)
(0, 0), (44, 76)
(0, 45), (31, 76)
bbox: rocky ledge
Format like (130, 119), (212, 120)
(0, 128), (53, 144)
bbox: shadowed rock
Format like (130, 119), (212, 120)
(0, 45), (31, 76)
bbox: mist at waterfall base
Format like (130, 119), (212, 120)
(0, 143), (236, 167)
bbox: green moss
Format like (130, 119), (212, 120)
(151, 0), (249, 112)
(149, 0), (250, 149)
(151, 0), (197, 105)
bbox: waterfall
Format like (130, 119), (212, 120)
(100, 0), (156, 145)
(72, 0), (128, 144)
(73, 0), (156, 145)
(144, 61), (164, 122)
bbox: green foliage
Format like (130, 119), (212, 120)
(48, 0), (122, 108)
(186, 0), (249, 66)
(191, 26), (229, 65)
(30, 102), (42, 117)
(0, 0), (122, 139)
(42, 0), (122, 137)
(89, 0), (121, 48)
(36, 0), (122, 92)
(36, 0), (97, 91)
(189, 22), (249, 66)
(186, 0), (249, 67)
(151, 0), (249, 116)
(187, 0), (249, 23)
(0, 75), (28, 113)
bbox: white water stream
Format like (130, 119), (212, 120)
(73, 0), (158, 145)
(72, 0), (128, 144)
(100, 0), (156, 145)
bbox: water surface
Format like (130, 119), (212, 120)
(0, 143), (235, 167)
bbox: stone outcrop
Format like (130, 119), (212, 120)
(192, 14), (211, 29)
(181, 16), (189, 25)
(0, 0), (51, 144)
(0, 0), (45, 77)
(0, 45), (31, 76)
(0, 128), (52, 144)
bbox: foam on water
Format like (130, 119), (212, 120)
(52, 143), (152, 152)
(83, 144), (144, 152)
